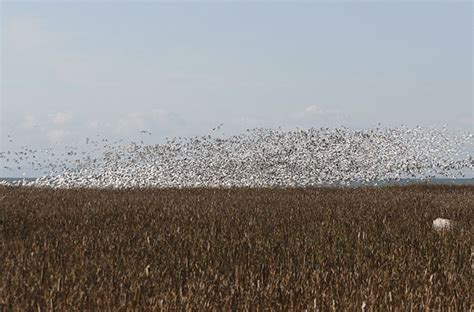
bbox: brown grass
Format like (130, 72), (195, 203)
(0, 185), (472, 310)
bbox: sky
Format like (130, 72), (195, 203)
(0, 1), (473, 177)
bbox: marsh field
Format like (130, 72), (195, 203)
(0, 185), (472, 310)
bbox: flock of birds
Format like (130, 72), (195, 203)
(1, 125), (472, 188)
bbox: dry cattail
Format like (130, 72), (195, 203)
(0, 185), (471, 310)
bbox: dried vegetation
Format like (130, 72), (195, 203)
(0, 185), (472, 310)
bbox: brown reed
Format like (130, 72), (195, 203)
(0, 185), (472, 310)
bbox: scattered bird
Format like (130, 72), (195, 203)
(212, 123), (224, 131)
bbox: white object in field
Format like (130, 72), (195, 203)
(432, 218), (454, 231)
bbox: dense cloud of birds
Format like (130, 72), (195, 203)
(1, 126), (472, 188)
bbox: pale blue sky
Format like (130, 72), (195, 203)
(1, 1), (472, 156)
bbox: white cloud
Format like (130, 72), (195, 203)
(115, 113), (146, 134)
(47, 129), (71, 143)
(86, 120), (100, 129)
(291, 105), (347, 128)
(305, 105), (322, 114)
(304, 105), (342, 116)
(51, 112), (72, 126)
(21, 114), (38, 129)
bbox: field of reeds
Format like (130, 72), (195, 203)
(0, 185), (472, 310)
